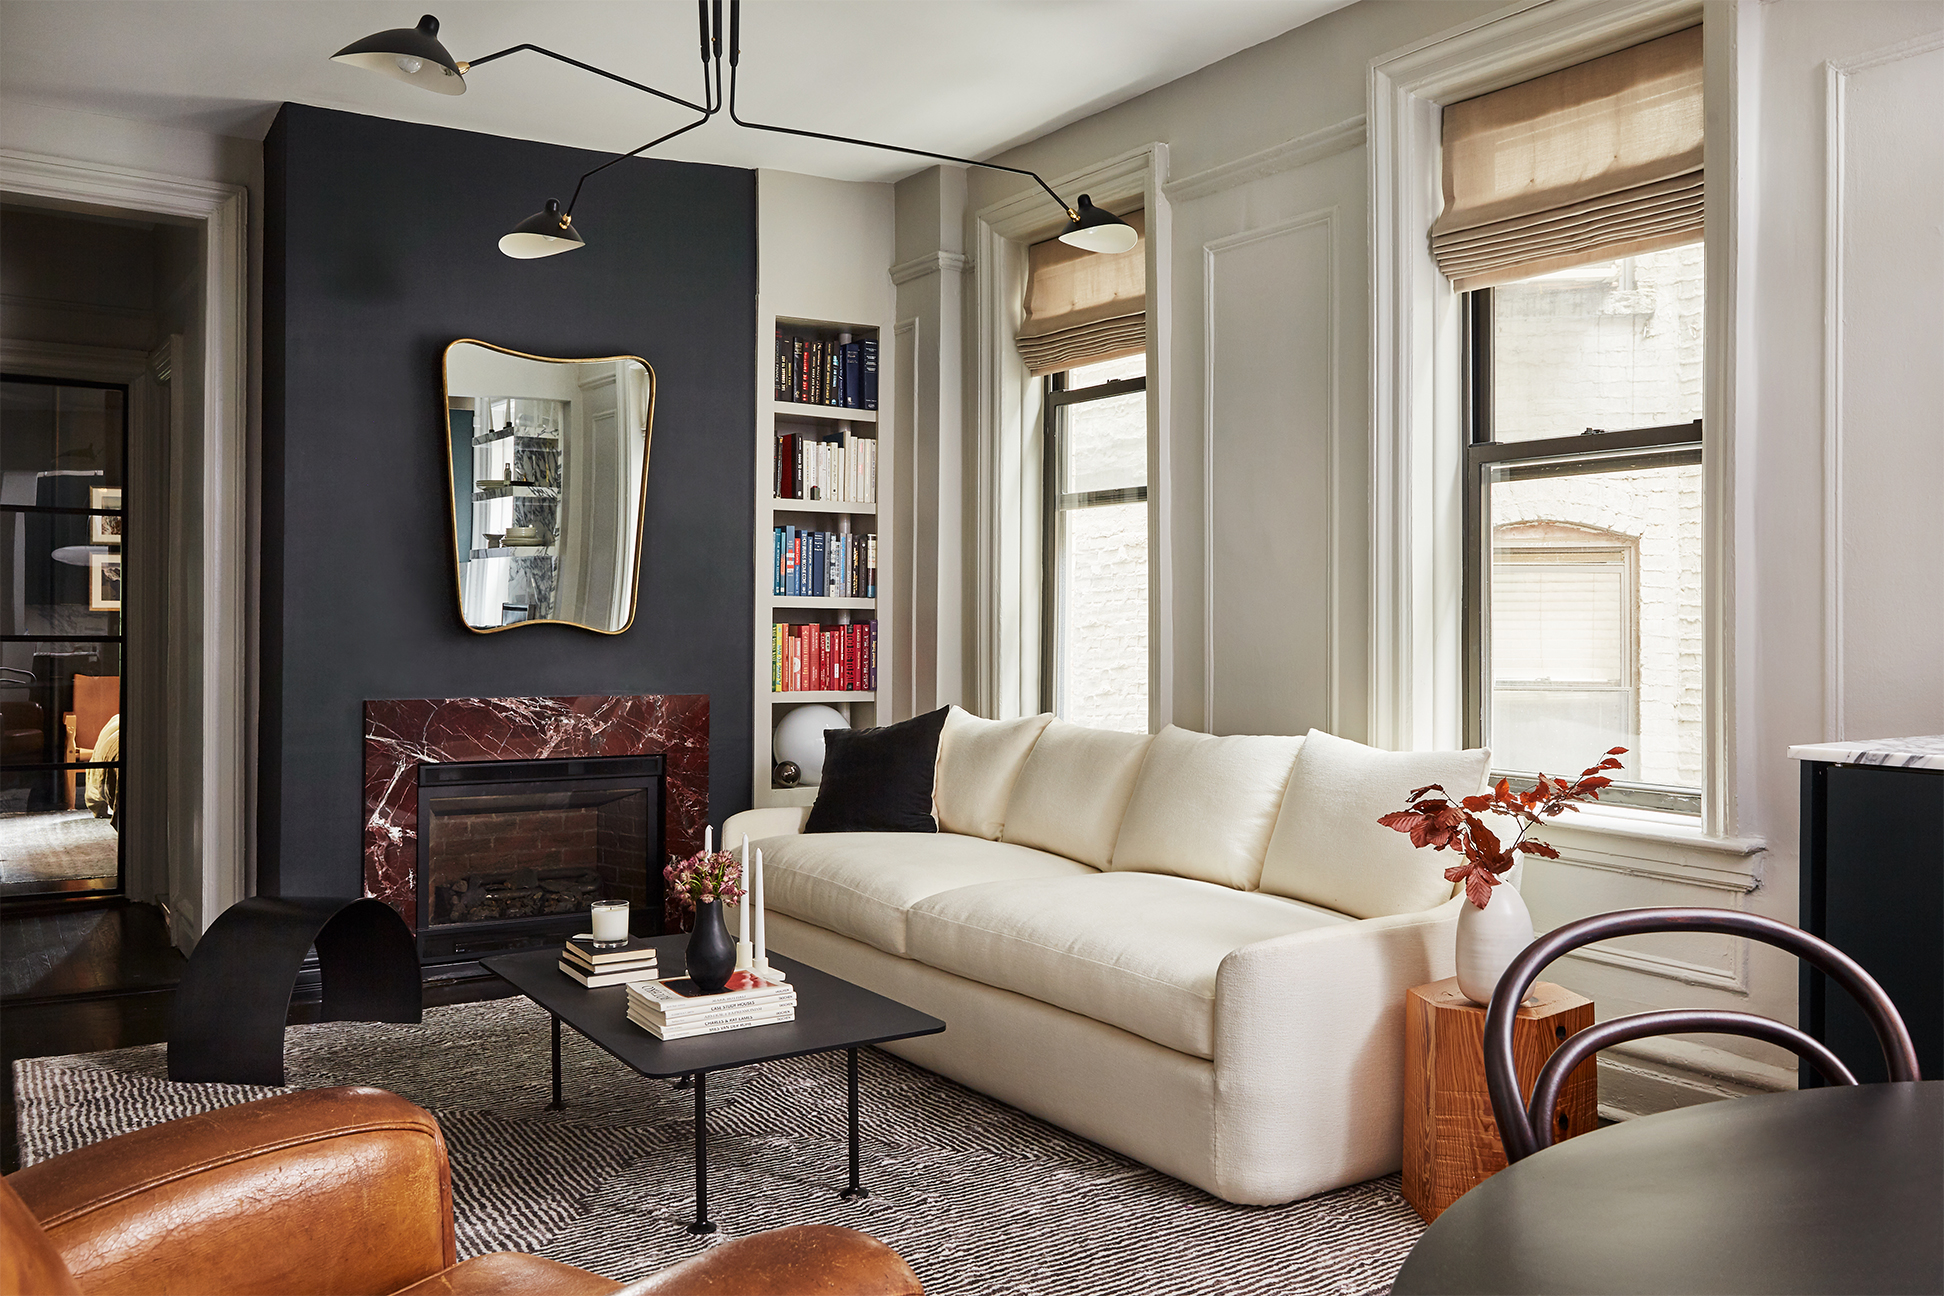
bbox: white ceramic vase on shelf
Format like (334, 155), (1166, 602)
(1455, 881), (1535, 1006)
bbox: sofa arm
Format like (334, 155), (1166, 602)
(722, 806), (810, 847)
(618, 1225), (922, 1295)
(7, 1086), (456, 1296)
(1210, 898), (1463, 1203)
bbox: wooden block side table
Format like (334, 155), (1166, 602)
(1402, 976), (1597, 1222)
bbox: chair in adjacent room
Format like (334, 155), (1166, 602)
(61, 674), (119, 812)
(1, 1085), (924, 1296)
(1483, 906), (1921, 1162)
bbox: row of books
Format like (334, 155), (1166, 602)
(773, 620), (877, 693)
(775, 527), (877, 599)
(775, 431), (876, 504)
(628, 975), (796, 1040)
(556, 934), (658, 987)
(776, 331), (878, 410)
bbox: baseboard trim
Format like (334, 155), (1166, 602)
(1597, 1036), (1796, 1121)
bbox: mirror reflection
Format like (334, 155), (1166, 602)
(444, 341), (653, 634)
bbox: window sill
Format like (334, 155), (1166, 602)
(1535, 801), (1766, 859)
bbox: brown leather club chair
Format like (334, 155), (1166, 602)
(0, 1086), (923, 1296)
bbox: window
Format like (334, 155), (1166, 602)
(1042, 353), (1147, 730)
(1464, 246), (1705, 812)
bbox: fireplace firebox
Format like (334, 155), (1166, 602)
(415, 755), (664, 964)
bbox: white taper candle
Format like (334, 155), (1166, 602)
(739, 835), (751, 944)
(753, 846), (766, 963)
(704, 824), (713, 857)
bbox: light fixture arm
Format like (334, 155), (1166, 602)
(458, 42), (712, 116)
(559, 1), (723, 220)
(721, 0), (1076, 220)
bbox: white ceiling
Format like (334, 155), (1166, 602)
(0, 1), (1353, 184)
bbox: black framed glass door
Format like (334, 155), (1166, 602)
(1, 374), (127, 898)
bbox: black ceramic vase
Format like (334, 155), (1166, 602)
(685, 897), (736, 994)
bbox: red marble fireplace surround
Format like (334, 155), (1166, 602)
(363, 694), (707, 929)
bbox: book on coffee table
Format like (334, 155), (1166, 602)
(557, 934), (659, 986)
(626, 976), (796, 1039)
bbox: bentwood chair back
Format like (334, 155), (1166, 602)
(1484, 906), (1920, 1162)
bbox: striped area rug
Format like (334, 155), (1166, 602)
(13, 997), (1423, 1294)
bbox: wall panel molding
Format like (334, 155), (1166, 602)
(1820, 29), (1944, 741)
(1200, 210), (1337, 734)
(1165, 115), (1366, 204)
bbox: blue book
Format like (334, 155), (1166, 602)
(773, 527), (784, 595)
(860, 339), (878, 410)
(812, 531), (826, 598)
(842, 343), (861, 409)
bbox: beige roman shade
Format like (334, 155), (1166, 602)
(1016, 209), (1145, 375)
(1433, 26), (1703, 290)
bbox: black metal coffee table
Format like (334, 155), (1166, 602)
(483, 938), (944, 1234)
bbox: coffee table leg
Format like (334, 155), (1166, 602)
(686, 1071), (716, 1235)
(840, 1047), (868, 1201)
(547, 1014), (564, 1111)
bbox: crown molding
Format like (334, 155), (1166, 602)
(1165, 115), (1367, 204)
(888, 251), (969, 285)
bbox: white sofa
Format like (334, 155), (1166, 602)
(724, 711), (1490, 1206)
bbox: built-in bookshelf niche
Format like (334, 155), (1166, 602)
(755, 313), (887, 807)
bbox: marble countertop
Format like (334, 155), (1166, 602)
(1787, 735), (1944, 771)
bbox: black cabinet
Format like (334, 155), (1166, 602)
(1799, 759), (1943, 1085)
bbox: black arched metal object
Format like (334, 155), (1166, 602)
(1485, 906), (1920, 1164)
(168, 897), (421, 1085)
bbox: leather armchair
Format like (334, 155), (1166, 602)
(1, 1086), (922, 1296)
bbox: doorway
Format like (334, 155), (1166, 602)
(0, 374), (129, 898)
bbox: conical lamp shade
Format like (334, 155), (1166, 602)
(332, 14), (466, 96)
(1057, 194), (1139, 255)
(500, 200), (586, 259)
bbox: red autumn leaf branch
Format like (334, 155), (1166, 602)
(1377, 748), (1627, 908)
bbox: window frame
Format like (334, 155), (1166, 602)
(1039, 367), (1150, 718)
(1460, 283), (1706, 814)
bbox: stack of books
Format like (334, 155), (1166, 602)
(626, 976), (797, 1040)
(557, 935), (659, 987)
(773, 526), (878, 598)
(772, 620), (877, 693)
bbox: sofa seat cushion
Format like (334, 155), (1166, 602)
(905, 872), (1352, 1059)
(755, 831), (1096, 958)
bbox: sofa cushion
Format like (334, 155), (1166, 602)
(1107, 726), (1305, 890)
(1257, 728), (1492, 919)
(934, 708), (1054, 840)
(805, 707), (949, 834)
(999, 722), (1153, 868)
(754, 831), (1095, 958)
(905, 872), (1351, 1059)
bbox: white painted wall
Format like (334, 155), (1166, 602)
(926, 0), (1944, 1113)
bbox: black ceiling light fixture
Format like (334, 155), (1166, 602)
(329, 14), (467, 95)
(330, 0), (1138, 261)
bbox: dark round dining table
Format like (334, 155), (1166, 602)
(1392, 1080), (1943, 1295)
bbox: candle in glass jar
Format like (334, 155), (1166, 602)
(589, 901), (629, 945)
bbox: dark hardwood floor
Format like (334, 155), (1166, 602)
(2, 899), (515, 1172)
(2, 900), (185, 1172)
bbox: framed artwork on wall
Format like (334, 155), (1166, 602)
(89, 551), (122, 611)
(89, 486), (123, 545)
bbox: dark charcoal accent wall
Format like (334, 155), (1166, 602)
(262, 104), (754, 898)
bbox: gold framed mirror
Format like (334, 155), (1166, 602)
(442, 340), (655, 634)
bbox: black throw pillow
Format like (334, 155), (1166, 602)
(803, 706), (950, 834)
